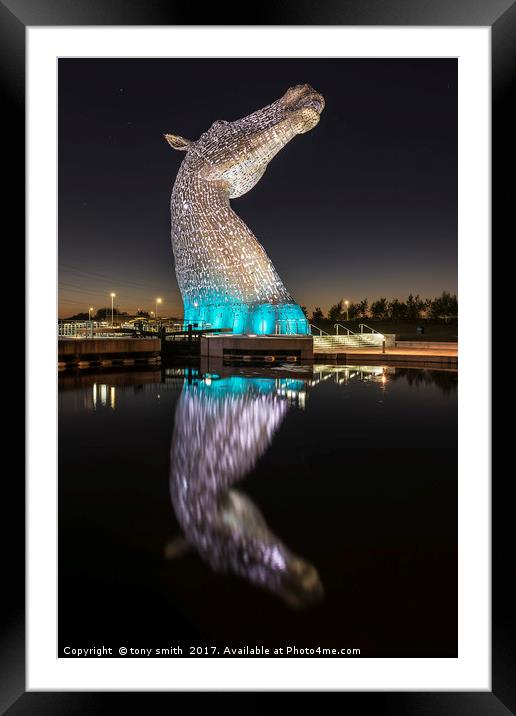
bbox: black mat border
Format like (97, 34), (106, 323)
(4, 0), (511, 710)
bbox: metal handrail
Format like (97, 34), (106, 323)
(334, 323), (355, 336)
(359, 323), (384, 337)
(309, 324), (329, 336)
(275, 318), (308, 335)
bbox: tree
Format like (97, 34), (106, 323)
(94, 306), (127, 320)
(136, 309), (150, 318)
(406, 293), (424, 321)
(328, 299), (344, 323)
(300, 305), (308, 318)
(370, 297), (388, 320)
(94, 307), (112, 320)
(421, 298), (432, 318)
(429, 292), (458, 321)
(388, 298), (407, 321)
(311, 307), (324, 322)
(348, 303), (360, 320)
(357, 298), (369, 319)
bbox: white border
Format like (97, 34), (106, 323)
(27, 27), (490, 691)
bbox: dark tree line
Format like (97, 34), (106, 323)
(65, 306), (130, 321)
(313, 292), (458, 323)
(64, 292), (457, 324)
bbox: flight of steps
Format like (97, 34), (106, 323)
(313, 333), (383, 353)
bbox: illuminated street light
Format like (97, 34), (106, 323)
(88, 307), (94, 321)
(110, 293), (116, 327)
(344, 299), (349, 321)
(155, 297), (162, 320)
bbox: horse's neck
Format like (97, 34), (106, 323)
(171, 171), (291, 305)
(173, 174), (235, 235)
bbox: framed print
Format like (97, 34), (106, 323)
(4, 0), (512, 710)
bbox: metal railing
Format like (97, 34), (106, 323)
(334, 323), (354, 336)
(359, 323), (384, 337)
(179, 319), (211, 331)
(309, 324), (329, 336)
(274, 319), (309, 335)
(58, 320), (109, 338)
(310, 323), (386, 353)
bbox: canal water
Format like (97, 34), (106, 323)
(58, 364), (457, 657)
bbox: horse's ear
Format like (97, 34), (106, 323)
(164, 134), (191, 151)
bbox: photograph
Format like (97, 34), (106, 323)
(3, 0), (508, 706)
(57, 57), (458, 658)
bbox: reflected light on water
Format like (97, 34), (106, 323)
(92, 383), (117, 411)
(59, 362), (458, 654)
(166, 364), (449, 606)
(309, 364), (389, 388)
(169, 375), (324, 609)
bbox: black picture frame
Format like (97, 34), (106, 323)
(5, 0), (510, 711)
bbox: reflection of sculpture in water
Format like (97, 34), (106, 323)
(169, 376), (323, 608)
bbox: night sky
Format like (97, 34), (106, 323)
(58, 58), (457, 318)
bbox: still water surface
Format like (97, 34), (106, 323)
(59, 364), (457, 656)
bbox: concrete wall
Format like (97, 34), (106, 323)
(383, 334), (396, 347)
(315, 352), (457, 367)
(395, 341), (458, 350)
(200, 335), (314, 360)
(58, 338), (161, 358)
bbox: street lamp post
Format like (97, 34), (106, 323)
(155, 297), (162, 320)
(88, 307), (94, 339)
(344, 300), (349, 322)
(110, 293), (116, 327)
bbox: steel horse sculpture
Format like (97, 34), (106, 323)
(166, 84), (324, 334)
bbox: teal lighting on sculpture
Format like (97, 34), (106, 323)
(165, 84), (324, 335)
